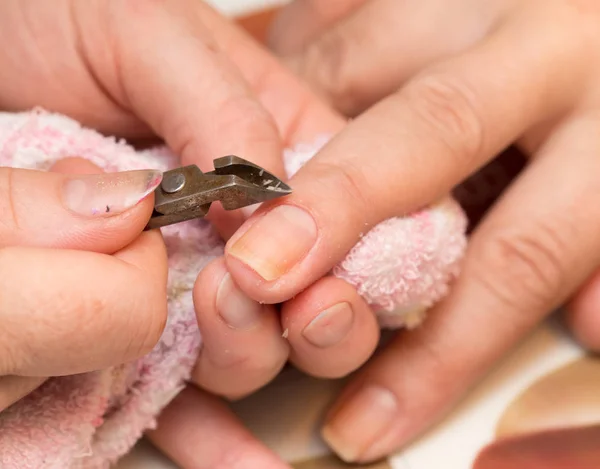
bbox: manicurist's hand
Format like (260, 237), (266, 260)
(0, 0), (289, 239)
(0, 2), (344, 467)
(198, 0), (600, 463)
(0, 1), (363, 467)
(0, 157), (167, 412)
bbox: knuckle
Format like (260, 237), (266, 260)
(403, 74), (485, 166)
(313, 159), (372, 221)
(472, 222), (568, 313)
(175, 95), (280, 165)
(299, 28), (360, 112)
(217, 96), (279, 145)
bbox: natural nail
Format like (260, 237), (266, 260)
(322, 386), (397, 463)
(302, 302), (354, 348)
(216, 273), (263, 329)
(228, 205), (317, 281)
(62, 169), (162, 217)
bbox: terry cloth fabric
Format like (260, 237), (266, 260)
(0, 109), (467, 469)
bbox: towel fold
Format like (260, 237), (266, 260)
(0, 109), (467, 469)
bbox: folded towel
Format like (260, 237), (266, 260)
(0, 109), (467, 469)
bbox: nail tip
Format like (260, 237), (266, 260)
(62, 168), (165, 217)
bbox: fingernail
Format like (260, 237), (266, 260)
(302, 302), (354, 348)
(216, 273), (263, 330)
(322, 386), (397, 463)
(62, 170), (162, 217)
(228, 205), (317, 281)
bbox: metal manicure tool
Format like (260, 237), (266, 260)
(145, 155), (292, 230)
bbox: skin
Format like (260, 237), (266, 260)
(246, 0), (600, 463)
(0, 157), (168, 405)
(0, 1), (348, 468)
(4, 0), (600, 468)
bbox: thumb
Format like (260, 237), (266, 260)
(0, 158), (162, 253)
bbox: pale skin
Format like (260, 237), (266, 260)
(3, 0), (600, 468)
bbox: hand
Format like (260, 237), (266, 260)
(137, 6), (377, 468)
(0, 0), (328, 239)
(0, 157), (167, 411)
(193, 0), (600, 463)
(0, 1), (353, 467)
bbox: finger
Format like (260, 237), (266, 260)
(319, 113), (600, 463)
(268, 0), (368, 55)
(191, 258), (289, 398)
(72, 2), (288, 239)
(0, 229), (168, 376)
(0, 376), (45, 412)
(94, 2), (285, 191)
(0, 163), (161, 252)
(281, 276), (379, 378)
(283, 0), (511, 115)
(564, 270), (600, 351)
(191, 1), (346, 146)
(5, 157), (141, 396)
(147, 386), (290, 469)
(223, 12), (587, 304)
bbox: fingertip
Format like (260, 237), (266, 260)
(223, 201), (324, 305)
(192, 257), (289, 397)
(148, 387), (288, 469)
(282, 276), (380, 378)
(52, 157), (151, 240)
(36, 158), (160, 252)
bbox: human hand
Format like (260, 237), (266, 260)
(0, 156), (167, 412)
(0, 0), (327, 239)
(133, 6), (380, 468)
(183, 0), (600, 463)
(0, 1), (351, 467)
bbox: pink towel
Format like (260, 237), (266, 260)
(0, 109), (467, 468)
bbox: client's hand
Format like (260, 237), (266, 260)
(199, 0), (600, 463)
(0, 157), (167, 411)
